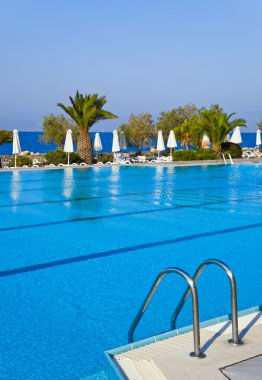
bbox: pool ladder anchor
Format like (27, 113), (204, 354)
(128, 259), (243, 359)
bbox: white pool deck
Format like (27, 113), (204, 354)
(0, 158), (261, 172)
(112, 310), (262, 379)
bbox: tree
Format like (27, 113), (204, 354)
(39, 114), (77, 149)
(176, 116), (204, 150)
(57, 91), (118, 164)
(0, 130), (12, 145)
(257, 120), (262, 130)
(119, 113), (155, 153)
(156, 104), (200, 139)
(200, 108), (246, 152)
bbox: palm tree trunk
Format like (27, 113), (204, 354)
(77, 130), (93, 164)
(212, 142), (221, 152)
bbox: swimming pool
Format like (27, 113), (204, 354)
(0, 164), (261, 379)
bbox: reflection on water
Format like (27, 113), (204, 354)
(62, 168), (74, 202)
(109, 166), (120, 198)
(153, 166), (164, 202)
(227, 166), (242, 208)
(10, 171), (21, 203)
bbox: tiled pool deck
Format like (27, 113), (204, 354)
(105, 306), (262, 379)
(0, 158), (261, 172)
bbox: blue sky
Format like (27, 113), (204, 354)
(0, 0), (261, 131)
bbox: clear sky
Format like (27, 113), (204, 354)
(0, 0), (261, 131)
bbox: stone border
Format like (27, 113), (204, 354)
(0, 158), (261, 172)
(104, 305), (262, 380)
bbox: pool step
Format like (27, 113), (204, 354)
(112, 310), (262, 379)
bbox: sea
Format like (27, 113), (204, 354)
(0, 131), (257, 155)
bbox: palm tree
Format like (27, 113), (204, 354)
(201, 111), (246, 152)
(0, 130), (12, 145)
(57, 91), (118, 163)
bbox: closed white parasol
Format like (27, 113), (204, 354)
(12, 129), (21, 168)
(256, 129), (261, 147)
(112, 130), (120, 162)
(230, 127), (242, 144)
(94, 132), (103, 152)
(120, 131), (127, 151)
(167, 130), (177, 155)
(202, 133), (210, 148)
(112, 130), (120, 152)
(64, 129), (74, 165)
(157, 131), (165, 157)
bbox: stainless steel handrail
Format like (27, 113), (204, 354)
(217, 152), (227, 164)
(171, 259), (242, 345)
(128, 267), (205, 358)
(226, 152), (234, 164)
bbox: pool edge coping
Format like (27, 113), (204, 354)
(104, 304), (262, 379)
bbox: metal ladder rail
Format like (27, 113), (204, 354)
(217, 152), (227, 164)
(227, 153), (234, 164)
(128, 267), (205, 358)
(170, 259), (242, 345)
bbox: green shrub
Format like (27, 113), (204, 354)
(221, 142), (242, 158)
(10, 156), (33, 167)
(172, 149), (217, 161)
(95, 153), (114, 164)
(45, 150), (82, 165)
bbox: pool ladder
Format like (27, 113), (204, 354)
(218, 152), (234, 164)
(128, 259), (243, 359)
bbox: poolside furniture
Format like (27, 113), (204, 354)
(242, 149), (262, 160)
(32, 164), (39, 168)
(71, 163), (78, 166)
(79, 162), (88, 166)
(32, 158), (42, 166)
(94, 162), (104, 165)
(137, 155), (148, 163)
(58, 163), (65, 167)
(48, 164), (56, 167)
(152, 155), (172, 162)
(114, 153), (131, 164)
(22, 165), (29, 168)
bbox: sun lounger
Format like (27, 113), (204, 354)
(137, 155), (149, 163)
(114, 153), (132, 164)
(79, 162), (88, 166)
(32, 159), (42, 166)
(242, 150), (257, 159)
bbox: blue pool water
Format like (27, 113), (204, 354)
(0, 164), (261, 379)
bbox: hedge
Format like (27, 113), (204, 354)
(10, 156), (33, 167)
(45, 150), (82, 165)
(172, 149), (217, 161)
